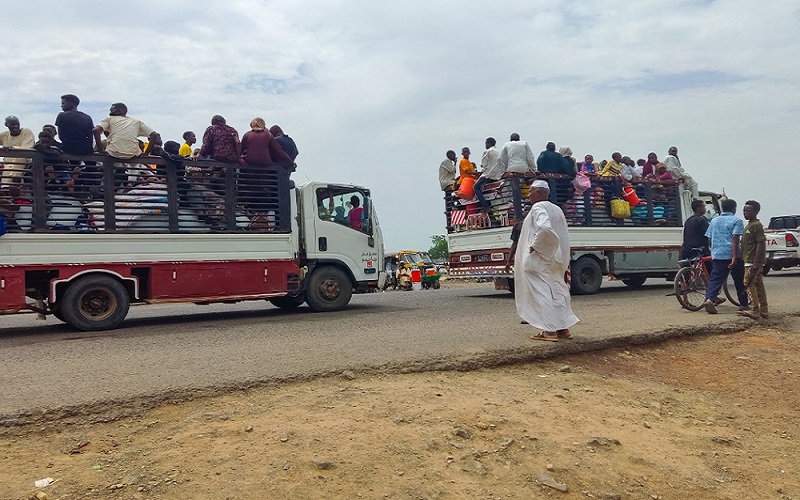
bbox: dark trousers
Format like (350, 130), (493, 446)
(729, 258), (748, 308)
(473, 176), (494, 213)
(705, 259), (730, 301)
(705, 258), (748, 308)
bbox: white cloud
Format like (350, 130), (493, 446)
(2, 0), (798, 251)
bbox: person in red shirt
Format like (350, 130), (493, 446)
(348, 195), (364, 231)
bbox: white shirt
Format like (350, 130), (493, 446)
(499, 141), (537, 174)
(438, 158), (456, 190)
(481, 146), (504, 180)
(98, 115), (154, 159)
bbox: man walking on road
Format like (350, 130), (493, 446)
(739, 200), (769, 320)
(512, 180), (579, 341)
(703, 198), (746, 314)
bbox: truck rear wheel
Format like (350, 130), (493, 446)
(305, 266), (353, 312)
(762, 265), (771, 276)
(571, 257), (602, 295)
(60, 275), (130, 331)
(269, 292), (306, 310)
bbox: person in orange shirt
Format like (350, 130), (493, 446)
(456, 147), (475, 186)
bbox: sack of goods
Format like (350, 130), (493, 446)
(610, 198), (631, 219)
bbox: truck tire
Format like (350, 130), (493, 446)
(571, 257), (602, 295)
(269, 293), (306, 310)
(60, 275), (130, 331)
(49, 303), (66, 323)
(305, 266), (353, 312)
(762, 265), (771, 276)
(621, 276), (647, 288)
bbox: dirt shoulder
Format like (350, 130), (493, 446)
(2, 319), (799, 500)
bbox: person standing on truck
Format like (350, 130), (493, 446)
(703, 198), (746, 314)
(56, 94), (95, 156)
(739, 200), (769, 320)
(439, 149), (457, 230)
(474, 138), (502, 217)
(664, 146), (699, 199)
(514, 180), (579, 341)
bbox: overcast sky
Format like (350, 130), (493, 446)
(3, 0), (798, 251)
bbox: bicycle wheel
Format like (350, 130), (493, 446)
(674, 267), (707, 311)
(723, 274), (741, 308)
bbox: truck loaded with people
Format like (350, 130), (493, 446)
(440, 134), (720, 295)
(0, 97), (384, 330)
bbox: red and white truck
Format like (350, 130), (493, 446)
(0, 148), (384, 330)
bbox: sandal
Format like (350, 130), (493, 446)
(557, 330), (573, 339)
(531, 331), (559, 342)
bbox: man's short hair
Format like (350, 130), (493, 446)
(182, 131), (194, 141)
(510, 133), (520, 141)
(485, 137), (496, 147)
(38, 130), (53, 138)
(112, 102), (128, 114)
(721, 198), (737, 213)
(744, 199), (761, 213)
(61, 94), (80, 106)
(5, 115), (19, 125)
(350, 195), (360, 207)
(691, 199), (705, 212)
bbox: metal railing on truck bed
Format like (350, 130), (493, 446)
(444, 172), (683, 231)
(0, 149), (291, 234)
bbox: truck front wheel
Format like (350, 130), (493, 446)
(60, 275), (131, 331)
(305, 266), (353, 312)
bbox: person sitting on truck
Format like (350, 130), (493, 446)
(241, 118), (293, 168)
(642, 152), (662, 178)
(35, 130), (73, 192)
(0, 115), (36, 185)
(455, 147), (475, 188)
(579, 154), (596, 174)
(498, 133), (537, 174)
(179, 131), (196, 157)
(199, 115), (241, 165)
(269, 125), (299, 161)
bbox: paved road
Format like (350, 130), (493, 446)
(1, 271), (798, 422)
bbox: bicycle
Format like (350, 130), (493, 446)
(673, 248), (740, 311)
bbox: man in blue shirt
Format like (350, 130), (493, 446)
(703, 198), (747, 314)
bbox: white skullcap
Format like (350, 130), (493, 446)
(531, 180), (550, 190)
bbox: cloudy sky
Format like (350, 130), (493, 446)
(3, 0), (798, 251)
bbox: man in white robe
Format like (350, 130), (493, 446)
(664, 146), (699, 200)
(512, 180), (579, 341)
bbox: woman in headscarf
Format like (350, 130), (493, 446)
(241, 118), (293, 168)
(558, 146), (577, 176)
(239, 117), (294, 214)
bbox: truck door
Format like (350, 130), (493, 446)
(308, 186), (381, 284)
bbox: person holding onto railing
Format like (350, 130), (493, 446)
(664, 146), (699, 199)
(439, 149), (457, 230)
(199, 115), (241, 165)
(703, 198), (747, 314)
(0, 116), (36, 185)
(537, 142), (576, 205)
(93, 103), (156, 190)
(739, 200), (769, 320)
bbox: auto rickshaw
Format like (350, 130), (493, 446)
(396, 250), (441, 290)
(383, 252), (412, 291)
